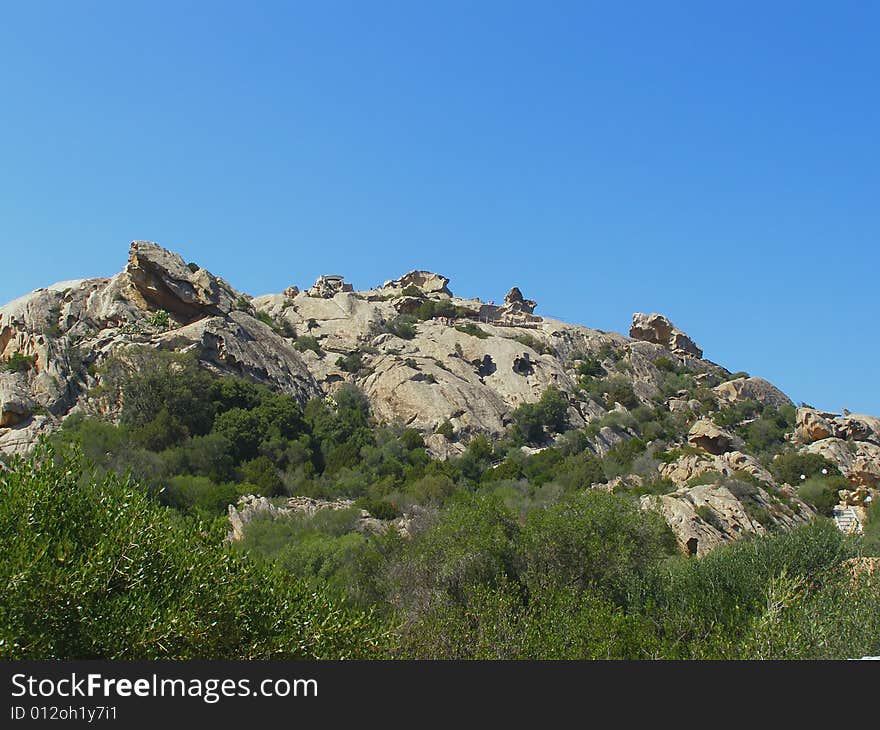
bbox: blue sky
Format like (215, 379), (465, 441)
(1, 1), (877, 414)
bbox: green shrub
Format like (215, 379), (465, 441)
(436, 420), (455, 441)
(390, 494), (520, 613)
(400, 284), (424, 298)
(355, 496), (401, 520)
(386, 315), (417, 340)
(0, 445), (387, 659)
(455, 322), (490, 339)
(771, 452), (841, 486)
(522, 490), (676, 599)
(147, 309), (171, 329)
(512, 334), (551, 355)
(511, 387), (569, 444)
(294, 335), (323, 355)
(797, 476), (848, 516)
(336, 352), (366, 373)
(603, 376), (639, 409)
(577, 357), (606, 378)
(2, 353), (36, 373)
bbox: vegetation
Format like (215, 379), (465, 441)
(454, 322), (490, 339)
(294, 335), (323, 355)
(4, 346), (879, 660)
(147, 309), (171, 329)
(2, 353), (36, 373)
(0, 445), (386, 659)
(385, 315), (417, 340)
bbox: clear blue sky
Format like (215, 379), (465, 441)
(1, 1), (877, 414)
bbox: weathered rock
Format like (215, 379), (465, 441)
(227, 494), (415, 541)
(0, 375), (34, 427)
(641, 484), (760, 557)
(0, 414), (53, 454)
(125, 241), (238, 319)
(688, 420), (737, 455)
(156, 311), (320, 401)
(642, 481), (811, 556)
(802, 438), (880, 487)
(795, 407), (880, 446)
(629, 312), (702, 358)
(503, 287), (537, 314)
(714, 377), (792, 408)
(381, 271), (451, 297)
(660, 449), (773, 488)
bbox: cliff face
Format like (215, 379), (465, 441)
(2, 241), (876, 554)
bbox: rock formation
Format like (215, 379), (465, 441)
(630, 312), (703, 358)
(1, 239), (876, 557)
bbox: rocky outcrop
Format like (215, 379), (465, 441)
(125, 241), (238, 319)
(803, 438), (880, 487)
(660, 450), (773, 487)
(688, 420), (738, 455)
(0, 375), (34, 427)
(503, 287), (537, 315)
(714, 377), (792, 408)
(381, 271), (451, 297)
(307, 275), (354, 298)
(156, 311), (319, 401)
(642, 480), (812, 557)
(227, 494), (415, 541)
(795, 407), (880, 446)
(630, 312), (702, 358)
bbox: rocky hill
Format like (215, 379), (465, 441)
(2, 241), (878, 555)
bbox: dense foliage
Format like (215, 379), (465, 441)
(4, 346), (879, 660)
(0, 446), (386, 659)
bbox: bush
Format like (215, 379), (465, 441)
(771, 452), (841, 486)
(147, 309), (171, 329)
(94, 349), (217, 452)
(294, 336), (322, 355)
(162, 474), (247, 516)
(603, 376), (639, 409)
(2, 352), (36, 373)
(0, 445), (388, 659)
(389, 494), (520, 610)
(512, 334), (551, 355)
(521, 490), (675, 599)
(336, 352), (366, 373)
(454, 322), (490, 339)
(385, 315), (417, 340)
(436, 420), (454, 441)
(798, 476), (848, 516)
(400, 284), (424, 298)
(577, 357), (605, 378)
(511, 386), (569, 444)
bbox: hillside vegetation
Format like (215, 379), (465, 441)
(2, 241), (879, 659)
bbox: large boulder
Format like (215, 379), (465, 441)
(629, 312), (702, 358)
(0, 374), (33, 427)
(307, 275), (354, 298)
(641, 484), (763, 557)
(125, 241), (238, 320)
(381, 271), (451, 297)
(714, 377), (792, 408)
(688, 420), (737, 455)
(795, 407), (880, 446)
(660, 449), (773, 487)
(642, 481), (812, 557)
